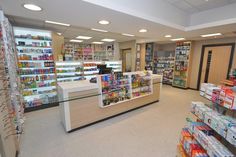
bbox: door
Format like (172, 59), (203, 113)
(122, 49), (132, 72)
(200, 46), (232, 85)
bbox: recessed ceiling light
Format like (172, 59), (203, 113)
(122, 33), (135, 37)
(45, 20), (70, 27)
(57, 32), (62, 36)
(201, 33), (222, 37)
(139, 29), (147, 33)
(170, 38), (185, 41)
(76, 36), (92, 40)
(23, 4), (42, 11)
(70, 39), (83, 43)
(92, 41), (104, 44)
(165, 35), (172, 38)
(91, 28), (108, 33)
(101, 39), (115, 42)
(98, 20), (110, 25)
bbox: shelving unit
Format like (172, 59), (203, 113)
(145, 43), (154, 70)
(14, 27), (57, 109)
(55, 61), (84, 82)
(0, 11), (23, 157)
(104, 61), (122, 72)
(83, 61), (102, 80)
(153, 51), (175, 85)
(173, 42), (191, 88)
(97, 71), (153, 108)
(135, 44), (141, 71)
(63, 43), (115, 61)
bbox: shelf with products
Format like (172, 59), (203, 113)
(176, 102), (236, 157)
(153, 51), (175, 85)
(83, 61), (102, 79)
(131, 72), (152, 98)
(104, 61), (122, 72)
(55, 61), (84, 83)
(97, 71), (153, 108)
(98, 72), (132, 108)
(14, 27), (57, 108)
(145, 43), (154, 70)
(173, 42), (191, 88)
(135, 44), (141, 71)
(188, 102), (236, 154)
(0, 13), (24, 153)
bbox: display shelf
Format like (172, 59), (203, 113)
(135, 44), (141, 71)
(153, 51), (175, 85)
(98, 71), (152, 108)
(55, 61), (84, 83)
(105, 61), (122, 72)
(145, 43), (154, 70)
(14, 27), (57, 108)
(0, 12), (24, 155)
(173, 42), (191, 88)
(176, 101), (236, 156)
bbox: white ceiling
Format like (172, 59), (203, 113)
(7, 15), (139, 43)
(166, 0), (236, 14)
(1, 0), (236, 42)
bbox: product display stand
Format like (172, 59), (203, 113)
(98, 71), (153, 108)
(0, 10), (23, 157)
(63, 43), (115, 61)
(14, 27), (57, 109)
(145, 43), (154, 70)
(177, 101), (236, 156)
(153, 51), (175, 85)
(173, 42), (192, 88)
(55, 61), (84, 82)
(135, 44), (141, 71)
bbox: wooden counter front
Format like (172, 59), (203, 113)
(58, 75), (162, 132)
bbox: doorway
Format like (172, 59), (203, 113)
(197, 43), (235, 89)
(121, 49), (132, 72)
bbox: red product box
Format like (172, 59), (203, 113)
(224, 93), (236, 110)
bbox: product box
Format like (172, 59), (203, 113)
(205, 86), (221, 100)
(216, 117), (232, 138)
(219, 86), (233, 106)
(223, 93), (236, 110)
(211, 89), (220, 104)
(207, 136), (234, 157)
(191, 102), (205, 114)
(204, 111), (220, 131)
(200, 83), (215, 97)
(226, 126), (236, 147)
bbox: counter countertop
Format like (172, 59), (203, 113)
(57, 80), (98, 92)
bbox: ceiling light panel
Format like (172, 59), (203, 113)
(76, 36), (92, 39)
(70, 39), (83, 43)
(23, 4), (42, 11)
(91, 28), (108, 32)
(45, 20), (70, 26)
(139, 29), (147, 33)
(165, 35), (172, 38)
(122, 33), (135, 37)
(170, 38), (185, 41)
(201, 33), (222, 37)
(101, 39), (115, 42)
(98, 20), (110, 25)
(92, 42), (104, 44)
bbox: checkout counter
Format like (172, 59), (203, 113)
(58, 71), (162, 132)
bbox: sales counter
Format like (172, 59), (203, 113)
(58, 71), (162, 132)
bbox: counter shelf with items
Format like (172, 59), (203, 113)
(98, 71), (153, 108)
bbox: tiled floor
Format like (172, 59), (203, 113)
(19, 85), (208, 157)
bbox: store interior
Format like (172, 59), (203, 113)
(0, 0), (236, 157)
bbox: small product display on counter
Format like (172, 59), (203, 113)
(98, 71), (153, 108)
